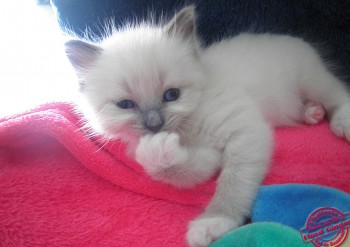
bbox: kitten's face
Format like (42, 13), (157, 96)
(66, 6), (204, 144)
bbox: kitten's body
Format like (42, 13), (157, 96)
(65, 6), (350, 247)
(202, 33), (347, 127)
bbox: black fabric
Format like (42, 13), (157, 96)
(51, 0), (350, 83)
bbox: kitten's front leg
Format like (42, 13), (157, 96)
(135, 132), (221, 188)
(187, 121), (272, 247)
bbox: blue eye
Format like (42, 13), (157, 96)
(163, 88), (180, 102)
(116, 100), (135, 109)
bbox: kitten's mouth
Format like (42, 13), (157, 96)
(141, 125), (168, 135)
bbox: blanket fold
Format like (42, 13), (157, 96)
(0, 103), (216, 207)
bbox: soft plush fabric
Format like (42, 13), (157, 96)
(0, 102), (349, 246)
(211, 222), (350, 247)
(51, 0), (350, 84)
(210, 222), (313, 247)
(212, 185), (350, 247)
(252, 184), (350, 231)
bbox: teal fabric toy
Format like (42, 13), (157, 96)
(211, 184), (350, 247)
(210, 222), (313, 247)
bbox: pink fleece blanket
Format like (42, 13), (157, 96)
(0, 102), (349, 246)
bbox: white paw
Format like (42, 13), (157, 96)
(303, 102), (325, 125)
(135, 132), (188, 176)
(330, 104), (350, 142)
(186, 216), (239, 247)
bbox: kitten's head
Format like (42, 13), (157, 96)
(65, 6), (205, 145)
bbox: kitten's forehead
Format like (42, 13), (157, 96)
(98, 27), (194, 94)
(121, 69), (165, 103)
(100, 25), (195, 72)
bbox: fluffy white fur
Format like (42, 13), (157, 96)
(65, 6), (350, 247)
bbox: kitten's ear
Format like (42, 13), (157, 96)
(164, 5), (198, 44)
(65, 40), (102, 71)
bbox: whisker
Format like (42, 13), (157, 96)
(94, 139), (110, 153)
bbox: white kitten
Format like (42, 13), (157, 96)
(65, 6), (350, 247)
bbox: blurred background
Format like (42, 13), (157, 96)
(0, 0), (77, 117)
